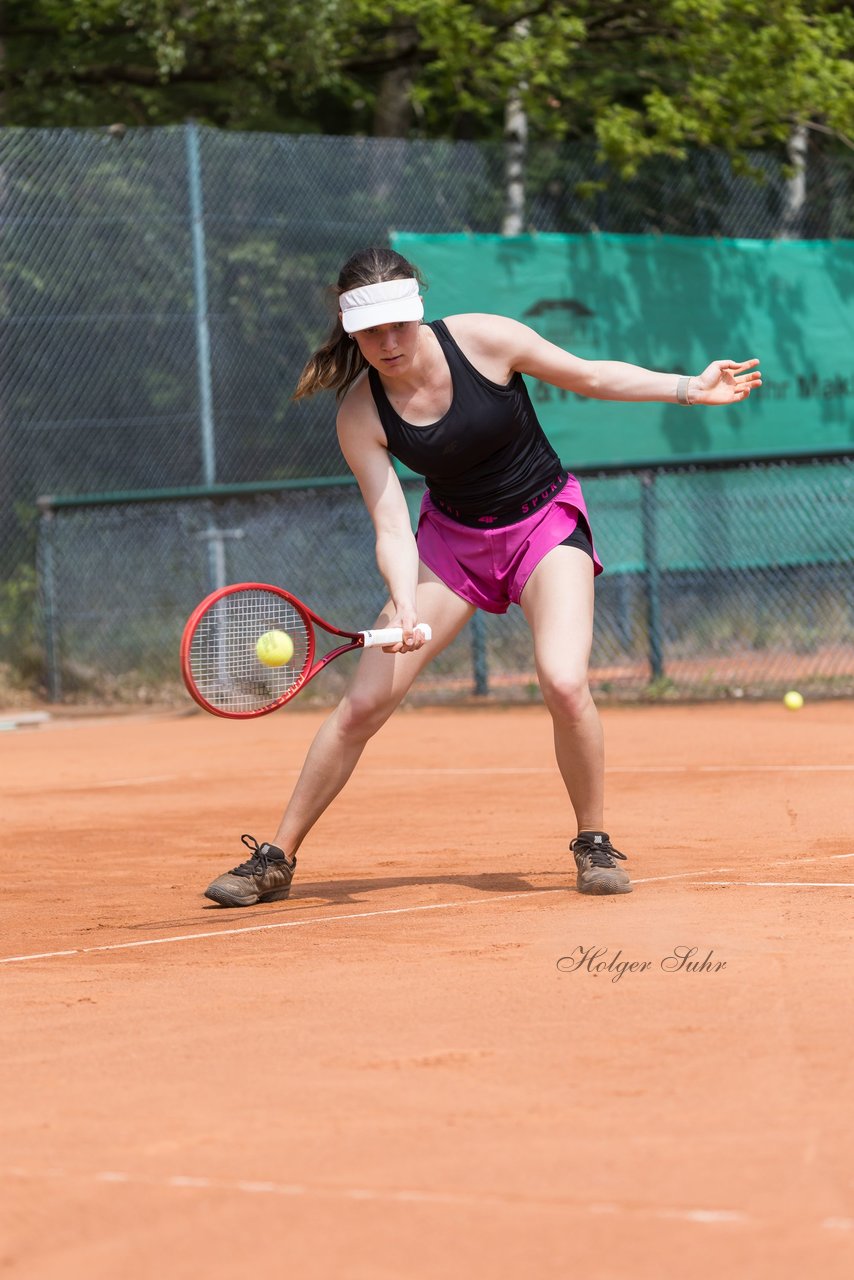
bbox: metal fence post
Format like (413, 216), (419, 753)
(185, 121), (216, 489)
(185, 122), (226, 592)
(640, 470), (664, 682)
(471, 612), (489, 695)
(36, 502), (62, 702)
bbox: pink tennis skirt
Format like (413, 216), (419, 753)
(416, 476), (603, 615)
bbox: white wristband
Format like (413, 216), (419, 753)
(676, 376), (694, 406)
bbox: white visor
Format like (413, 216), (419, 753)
(339, 277), (424, 333)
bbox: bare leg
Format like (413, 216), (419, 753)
(272, 568), (474, 858)
(519, 546), (603, 834)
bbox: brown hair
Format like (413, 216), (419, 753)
(293, 246), (426, 402)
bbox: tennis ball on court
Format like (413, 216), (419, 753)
(783, 690), (804, 711)
(255, 629), (294, 667)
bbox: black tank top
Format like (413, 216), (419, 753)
(368, 320), (564, 523)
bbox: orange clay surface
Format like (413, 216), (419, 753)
(1, 699), (852, 1279)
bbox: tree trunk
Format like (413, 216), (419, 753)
(374, 65), (413, 137)
(502, 87), (528, 235)
(780, 123), (808, 238)
(502, 21), (529, 236)
(373, 28), (416, 138)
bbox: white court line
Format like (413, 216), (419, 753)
(634, 851), (854, 888)
(4, 1166), (850, 1230)
(694, 881), (852, 889)
(3, 852), (851, 966)
(0, 888), (568, 965)
(20, 762), (854, 793)
(770, 852), (854, 863)
(606, 764), (854, 774)
(92, 775), (185, 789)
(633, 868), (738, 885)
(0, 865), (801, 964)
(366, 765), (854, 775)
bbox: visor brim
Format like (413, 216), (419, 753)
(341, 297), (424, 334)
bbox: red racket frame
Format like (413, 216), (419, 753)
(180, 583), (376, 720)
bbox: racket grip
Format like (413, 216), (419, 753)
(360, 623), (432, 648)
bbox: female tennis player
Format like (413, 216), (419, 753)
(204, 246), (761, 907)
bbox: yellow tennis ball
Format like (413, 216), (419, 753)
(255, 629), (294, 667)
(783, 690), (804, 711)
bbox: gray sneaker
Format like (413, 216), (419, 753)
(571, 832), (632, 895)
(204, 834), (296, 907)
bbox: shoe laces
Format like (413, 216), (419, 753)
(570, 834), (627, 868)
(229, 833), (282, 877)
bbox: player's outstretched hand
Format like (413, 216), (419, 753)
(692, 358), (762, 405)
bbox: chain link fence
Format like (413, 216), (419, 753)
(35, 454), (854, 705)
(2, 126), (853, 704)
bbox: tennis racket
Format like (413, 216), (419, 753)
(180, 582), (432, 719)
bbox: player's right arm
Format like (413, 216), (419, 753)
(336, 379), (422, 642)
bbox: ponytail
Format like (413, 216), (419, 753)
(293, 323), (366, 402)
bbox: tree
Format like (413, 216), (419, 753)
(6, 2), (850, 168)
(4, 0), (853, 243)
(585, 1), (854, 177)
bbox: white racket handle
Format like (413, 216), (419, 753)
(360, 623), (432, 648)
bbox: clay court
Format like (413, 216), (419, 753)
(2, 698), (852, 1278)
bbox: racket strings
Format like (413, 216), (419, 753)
(188, 589), (312, 715)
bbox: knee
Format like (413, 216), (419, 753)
(539, 669), (593, 722)
(335, 688), (397, 743)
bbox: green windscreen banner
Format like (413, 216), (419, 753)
(391, 232), (854, 468)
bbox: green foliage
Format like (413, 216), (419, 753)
(0, 500), (40, 678)
(643, 674), (677, 700)
(5, 1), (359, 130)
(0, 561), (39, 667)
(5, 0), (853, 168)
(593, 0), (854, 175)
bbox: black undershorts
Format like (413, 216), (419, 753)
(560, 513), (594, 562)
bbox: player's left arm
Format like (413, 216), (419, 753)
(463, 314), (761, 406)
